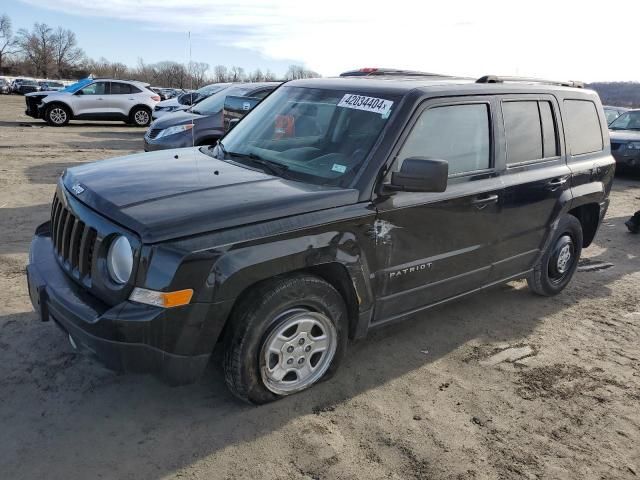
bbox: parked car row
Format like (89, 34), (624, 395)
(1, 77), (68, 94)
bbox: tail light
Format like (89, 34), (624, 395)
(151, 95), (161, 101)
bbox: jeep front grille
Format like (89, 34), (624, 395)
(51, 193), (97, 279)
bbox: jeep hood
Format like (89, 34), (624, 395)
(62, 147), (359, 243)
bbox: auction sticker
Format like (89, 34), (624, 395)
(338, 94), (393, 116)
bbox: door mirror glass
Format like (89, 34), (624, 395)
(390, 157), (448, 192)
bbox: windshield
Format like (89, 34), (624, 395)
(192, 85), (249, 115)
(23, 80), (38, 86)
(62, 78), (92, 93)
(208, 85), (399, 187)
(610, 111), (640, 130)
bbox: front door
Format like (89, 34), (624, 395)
(372, 97), (504, 326)
(71, 81), (110, 116)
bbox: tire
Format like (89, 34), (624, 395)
(129, 106), (151, 127)
(45, 104), (70, 127)
(223, 274), (348, 404)
(527, 215), (583, 296)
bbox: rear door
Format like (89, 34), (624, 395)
(372, 97), (504, 325)
(109, 82), (139, 117)
(492, 95), (571, 280)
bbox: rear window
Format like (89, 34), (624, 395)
(503, 100), (558, 164)
(563, 100), (603, 155)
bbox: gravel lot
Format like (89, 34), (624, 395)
(1, 94), (639, 480)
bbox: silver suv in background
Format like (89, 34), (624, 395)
(24, 78), (160, 127)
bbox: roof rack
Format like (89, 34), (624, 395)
(340, 67), (454, 78)
(476, 75), (584, 89)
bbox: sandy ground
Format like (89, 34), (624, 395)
(0, 94), (639, 480)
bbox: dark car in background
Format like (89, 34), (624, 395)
(609, 109), (640, 170)
(144, 82), (279, 151)
(13, 79), (40, 94)
(152, 83), (231, 120)
(603, 105), (628, 125)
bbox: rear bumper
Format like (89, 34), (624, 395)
(26, 224), (218, 385)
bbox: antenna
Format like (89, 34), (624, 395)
(188, 31), (195, 148)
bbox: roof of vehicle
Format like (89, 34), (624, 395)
(604, 105), (629, 110)
(92, 78), (151, 87)
(286, 73), (591, 97)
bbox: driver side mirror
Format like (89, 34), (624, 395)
(74, 90), (84, 95)
(388, 157), (448, 193)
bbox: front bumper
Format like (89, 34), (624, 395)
(26, 223), (216, 385)
(612, 150), (640, 168)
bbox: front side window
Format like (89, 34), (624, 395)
(210, 86), (399, 186)
(503, 100), (558, 165)
(395, 104), (491, 175)
(79, 82), (108, 95)
(563, 100), (603, 155)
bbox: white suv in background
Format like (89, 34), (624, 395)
(24, 78), (160, 127)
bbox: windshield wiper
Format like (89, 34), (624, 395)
(227, 151), (289, 177)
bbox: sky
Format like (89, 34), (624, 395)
(5, 0), (640, 82)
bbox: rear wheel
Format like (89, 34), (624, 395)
(45, 104), (70, 126)
(527, 215), (583, 296)
(223, 274), (348, 404)
(129, 106), (151, 127)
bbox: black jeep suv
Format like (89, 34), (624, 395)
(26, 71), (614, 404)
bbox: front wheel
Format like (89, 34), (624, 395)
(223, 274), (348, 404)
(527, 215), (583, 296)
(45, 104), (70, 126)
(129, 106), (151, 127)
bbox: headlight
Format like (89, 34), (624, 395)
(107, 236), (133, 284)
(156, 124), (193, 138)
(627, 141), (640, 150)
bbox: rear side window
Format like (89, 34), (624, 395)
(502, 100), (558, 164)
(563, 100), (603, 155)
(110, 82), (132, 94)
(397, 104), (491, 175)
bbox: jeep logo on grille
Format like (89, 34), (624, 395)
(71, 183), (85, 195)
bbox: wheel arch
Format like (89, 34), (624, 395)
(567, 202), (601, 247)
(128, 103), (152, 116)
(44, 100), (73, 117)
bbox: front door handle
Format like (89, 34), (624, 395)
(471, 194), (499, 209)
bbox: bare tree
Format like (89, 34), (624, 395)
(188, 61), (209, 88)
(285, 64), (320, 80)
(0, 14), (18, 73)
(229, 66), (245, 82)
(248, 68), (264, 82)
(17, 23), (55, 77)
(263, 69), (277, 81)
(52, 27), (84, 77)
(213, 65), (228, 83)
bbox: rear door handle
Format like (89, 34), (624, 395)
(547, 176), (569, 189)
(471, 194), (499, 209)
